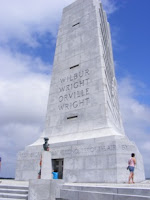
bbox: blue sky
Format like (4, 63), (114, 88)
(110, 0), (150, 105)
(0, 0), (150, 179)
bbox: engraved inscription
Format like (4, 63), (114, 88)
(58, 69), (90, 111)
(51, 144), (129, 157)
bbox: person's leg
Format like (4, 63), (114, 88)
(132, 172), (135, 183)
(128, 172), (132, 183)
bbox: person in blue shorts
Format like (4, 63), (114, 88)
(128, 153), (136, 184)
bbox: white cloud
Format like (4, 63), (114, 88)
(0, 0), (75, 47)
(118, 77), (150, 178)
(0, 49), (50, 177)
(0, 123), (43, 178)
(0, 77), (49, 125)
(101, 0), (117, 14)
(0, 0), (117, 47)
(0, 48), (50, 128)
(0, 48), (50, 124)
(119, 78), (150, 126)
(0, 48), (50, 79)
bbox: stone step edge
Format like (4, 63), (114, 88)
(0, 188), (28, 194)
(63, 184), (150, 190)
(0, 185), (28, 190)
(62, 185), (150, 193)
(0, 193), (28, 198)
(0, 188), (28, 191)
(0, 199), (26, 200)
(61, 189), (150, 199)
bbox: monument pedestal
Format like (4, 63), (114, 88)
(28, 179), (64, 200)
(50, 135), (145, 183)
(16, 135), (145, 183)
(41, 151), (53, 180)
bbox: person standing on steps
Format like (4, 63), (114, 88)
(128, 153), (136, 184)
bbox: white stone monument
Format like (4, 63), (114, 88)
(16, 0), (145, 183)
(41, 151), (53, 180)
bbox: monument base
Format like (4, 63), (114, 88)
(15, 135), (145, 183)
(28, 180), (150, 200)
(28, 179), (64, 200)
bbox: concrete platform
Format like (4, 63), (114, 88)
(0, 179), (29, 187)
(63, 180), (150, 188)
(61, 181), (150, 200)
(1, 179), (150, 200)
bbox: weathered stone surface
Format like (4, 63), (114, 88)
(16, 136), (145, 183)
(15, 150), (42, 180)
(41, 151), (53, 180)
(60, 184), (150, 200)
(42, 0), (125, 144)
(28, 180), (51, 200)
(28, 179), (64, 200)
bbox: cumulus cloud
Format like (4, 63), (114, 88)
(0, 0), (117, 47)
(0, 49), (50, 177)
(0, 0), (66, 46)
(118, 77), (150, 177)
(0, 48), (50, 79)
(0, 49), (50, 123)
(0, 48), (50, 127)
(101, 0), (117, 14)
(0, 122), (43, 177)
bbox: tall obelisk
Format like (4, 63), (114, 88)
(16, 0), (145, 183)
(44, 1), (125, 143)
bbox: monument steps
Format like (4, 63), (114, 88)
(0, 188), (28, 194)
(0, 199), (26, 200)
(61, 184), (150, 200)
(0, 185), (28, 199)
